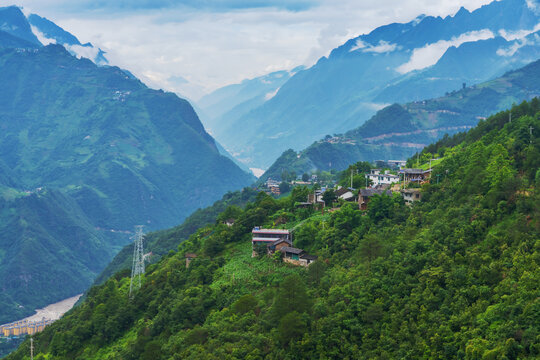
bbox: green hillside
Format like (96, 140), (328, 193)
(0, 44), (254, 323)
(0, 188), (124, 324)
(93, 187), (260, 285)
(261, 59), (540, 182)
(8, 100), (539, 359)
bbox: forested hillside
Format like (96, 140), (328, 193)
(8, 100), (539, 359)
(94, 188), (260, 285)
(0, 29), (253, 322)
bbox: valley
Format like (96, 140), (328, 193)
(0, 0), (539, 358)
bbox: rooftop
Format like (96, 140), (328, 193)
(280, 246), (304, 254)
(360, 189), (393, 197)
(252, 228), (290, 234)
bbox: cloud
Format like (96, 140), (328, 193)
(66, 44), (101, 61)
(351, 39), (398, 53)
(498, 23), (540, 41)
(396, 29), (495, 74)
(497, 36), (537, 57)
(526, 0), (540, 14)
(265, 87), (280, 100)
(16, 0), (494, 99)
(30, 25), (56, 45)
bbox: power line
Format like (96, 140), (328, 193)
(129, 225), (145, 298)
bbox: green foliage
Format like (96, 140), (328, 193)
(0, 44), (254, 322)
(322, 188), (336, 205)
(8, 100), (540, 360)
(278, 311), (307, 347)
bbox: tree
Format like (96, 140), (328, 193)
(322, 189), (336, 206)
(232, 294), (258, 315)
(278, 311), (307, 347)
(308, 260), (326, 285)
(302, 173), (310, 182)
(273, 274), (311, 320)
(279, 181), (291, 194)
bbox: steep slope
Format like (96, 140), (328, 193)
(8, 100), (539, 359)
(0, 5), (107, 64)
(0, 6), (40, 46)
(260, 57), (540, 181)
(93, 187), (260, 285)
(214, 0), (540, 168)
(27, 12), (108, 65)
(0, 44), (254, 231)
(0, 189), (119, 324)
(0, 42), (253, 323)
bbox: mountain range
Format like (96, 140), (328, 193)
(0, 6), (254, 323)
(260, 57), (540, 181)
(198, 0), (540, 169)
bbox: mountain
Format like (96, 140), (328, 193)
(0, 33), (254, 322)
(0, 5), (108, 65)
(197, 67), (303, 164)
(7, 99), (539, 359)
(0, 6), (40, 45)
(0, 188), (123, 323)
(211, 0), (540, 169)
(259, 57), (540, 182)
(198, 67), (303, 132)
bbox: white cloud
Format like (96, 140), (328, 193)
(30, 25), (56, 45)
(396, 29), (495, 74)
(65, 44), (100, 61)
(265, 87), (280, 100)
(351, 39), (398, 53)
(16, 0), (494, 99)
(363, 40), (398, 53)
(497, 36), (537, 57)
(363, 102), (391, 111)
(498, 23), (540, 41)
(526, 0), (540, 14)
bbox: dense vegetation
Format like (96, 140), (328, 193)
(94, 188), (260, 284)
(261, 57), (540, 179)
(8, 100), (539, 359)
(0, 36), (252, 321)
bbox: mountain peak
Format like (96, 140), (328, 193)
(0, 5), (41, 45)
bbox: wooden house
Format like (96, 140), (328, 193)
(359, 189), (393, 210)
(185, 253), (197, 268)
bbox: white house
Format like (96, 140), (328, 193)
(366, 169), (400, 186)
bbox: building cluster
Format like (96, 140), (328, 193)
(1, 318), (53, 337)
(251, 228), (317, 267)
(264, 178), (282, 195)
(300, 165), (431, 210)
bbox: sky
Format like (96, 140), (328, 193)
(14, 0), (494, 100)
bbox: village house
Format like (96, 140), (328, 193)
(400, 168), (432, 184)
(359, 188), (393, 210)
(185, 253), (197, 268)
(335, 186), (356, 201)
(366, 169), (400, 187)
(268, 238), (293, 254)
(280, 246), (318, 267)
(401, 188), (422, 205)
(387, 160), (407, 169)
(252, 228), (291, 256)
(307, 189), (325, 205)
(252, 228), (317, 266)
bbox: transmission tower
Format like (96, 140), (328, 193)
(129, 225), (145, 298)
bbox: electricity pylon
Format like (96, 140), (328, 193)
(129, 225), (145, 298)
